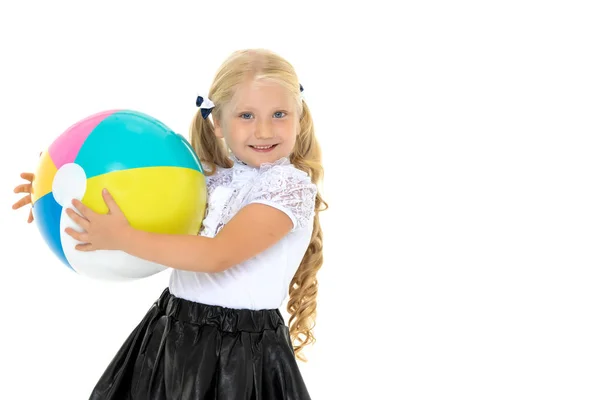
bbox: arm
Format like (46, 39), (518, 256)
(121, 203), (294, 273)
(67, 165), (316, 272)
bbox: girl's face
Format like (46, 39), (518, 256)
(214, 80), (299, 168)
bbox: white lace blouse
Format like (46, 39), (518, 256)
(168, 155), (318, 310)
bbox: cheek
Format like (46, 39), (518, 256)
(275, 120), (298, 138)
(223, 120), (245, 141)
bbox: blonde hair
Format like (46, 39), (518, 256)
(189, 49), (327, 361)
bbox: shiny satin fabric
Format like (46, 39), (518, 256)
(88, 288), (311, 400)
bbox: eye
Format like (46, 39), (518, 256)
(239, 113), (253, 119)
(273, 111), (287, 118)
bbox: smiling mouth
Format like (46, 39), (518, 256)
(250, 144), (278, 151)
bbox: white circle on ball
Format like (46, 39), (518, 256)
(52, 163), (87, 207)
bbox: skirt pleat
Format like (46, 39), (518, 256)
(88, 288), (311, 400)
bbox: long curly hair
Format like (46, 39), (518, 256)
(189, 48), (327, 361)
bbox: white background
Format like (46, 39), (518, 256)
(1, 1), (599, 399)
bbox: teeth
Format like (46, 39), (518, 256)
(253, 145), (273, 149)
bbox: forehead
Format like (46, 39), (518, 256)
(231, 80), (294, 109)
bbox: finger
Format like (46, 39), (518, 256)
(20, 172), (34, 182)
(66, 208), (91, 230)
(75, 243), (94, 252)
(13, 183), (32, 194)
(102, 189), (122, 215)
(71, 198), (93, 219)
(12, 195), (32, 210)
(65, 227), (90, 243)
(27, 209), (34, 223)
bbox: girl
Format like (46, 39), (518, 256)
(12, 48), (327, 400)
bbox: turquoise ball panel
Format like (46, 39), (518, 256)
(178, 133), (204, 174)
(32, 192), (73, 271)
(74, 110), (203, 179)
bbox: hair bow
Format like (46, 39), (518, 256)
(196, 96), (215, 119)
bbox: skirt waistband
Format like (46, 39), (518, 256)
(154, 288), (285, 333)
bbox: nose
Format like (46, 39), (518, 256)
(254, 119), (274, 139)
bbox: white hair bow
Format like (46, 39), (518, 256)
(195, 95), (215, 119)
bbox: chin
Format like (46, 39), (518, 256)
(244, 147), (289, 165)
(251, 155), (281, 166)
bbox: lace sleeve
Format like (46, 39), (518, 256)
(247, 165), (317, 231)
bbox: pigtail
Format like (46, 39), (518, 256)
(190, 108), (232, 174)
(288, 101), (328, 362)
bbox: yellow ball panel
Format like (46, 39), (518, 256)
(82, 167), (206, 236)
(32, 151), (58, 204)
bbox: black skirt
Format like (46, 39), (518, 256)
(89, 288), (312, 400)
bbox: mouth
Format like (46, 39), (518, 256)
(249, 144), (278, 152)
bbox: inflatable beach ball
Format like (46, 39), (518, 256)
(31, 110), (207, 281)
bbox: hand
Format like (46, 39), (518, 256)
(12, 172), (35, 223)
(65, 188), (133, 252)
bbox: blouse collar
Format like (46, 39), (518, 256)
(229, 152), (291, 171)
